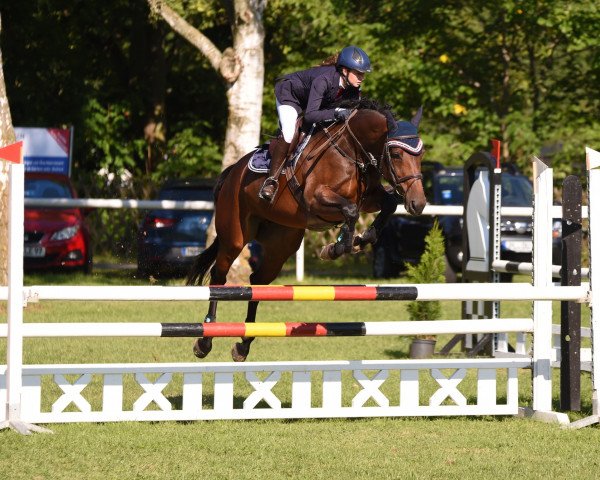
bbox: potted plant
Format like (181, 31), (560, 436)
(406, 219), (446, 358)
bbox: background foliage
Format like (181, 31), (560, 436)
(1, 0), (598, 256)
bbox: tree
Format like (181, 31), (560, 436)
(0, 12), (16, 285)
(147, 0), (266, 282)
(148, 0), (265, 169)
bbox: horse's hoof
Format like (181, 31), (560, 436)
(231, 342), (249, 362)
(193, 338), (212, 359)
(319, 244), (334, 260)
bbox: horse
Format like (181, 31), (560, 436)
(186, 99), (427, 361)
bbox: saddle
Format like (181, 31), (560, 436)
(247, 118), (309, 174)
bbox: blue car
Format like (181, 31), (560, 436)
(137, 179), (214, 277)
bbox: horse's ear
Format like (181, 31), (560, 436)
(410, 106), (423, 127)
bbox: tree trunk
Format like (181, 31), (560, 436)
(149, 0), (266, 284)
(222, 2), (265, 168)
(0, 13), (17, 286)
(220, 1), (265, 284)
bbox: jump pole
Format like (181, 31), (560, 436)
(14, 283), (588, 302)
(569, 147), (600, 429)
(531, 156), (554, 413)
(0, 153), (51, 435)
(0, 318), (535, 338)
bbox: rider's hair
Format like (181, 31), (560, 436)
(316, 53), (339, 67)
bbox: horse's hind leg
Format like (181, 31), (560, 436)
(231, 226), (305, 362)
(193, 245), (244, 359)
(193, 299), (217, 358)
(231, 300), (258, 362)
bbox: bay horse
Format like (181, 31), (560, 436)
(187, 99), (427, 361)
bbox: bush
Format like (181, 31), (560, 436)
(406, 220), (446, 325)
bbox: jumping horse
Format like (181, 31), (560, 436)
(187, 99), (427, 361)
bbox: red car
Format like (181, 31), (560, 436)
(24, 172), (92, 273)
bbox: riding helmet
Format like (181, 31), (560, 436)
(337, 46), (372, 73)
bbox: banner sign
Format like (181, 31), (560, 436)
(14, 127), (73, 176)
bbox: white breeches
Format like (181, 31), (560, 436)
(276, 100), (298, 143)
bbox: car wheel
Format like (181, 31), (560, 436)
(79, 251), (93, 275)
(444, 255), (458, 283)
(445, 242), (462, 272)
(372, 246), (399, 278)
(83, 257), (93, 275)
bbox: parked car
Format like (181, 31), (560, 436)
(24, 172), (92, 273)
(137, 179), (215, 277)
(372, 161), (561, 281)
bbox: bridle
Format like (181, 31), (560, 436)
(383, 136), (424, 195)
(318, 111), (424, 195)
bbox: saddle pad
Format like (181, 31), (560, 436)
(248, 126), (315, 174)
(248, 144), (271, 173)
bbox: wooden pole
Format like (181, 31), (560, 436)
(560, 175), (582, 411)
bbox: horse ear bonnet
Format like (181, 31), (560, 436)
(387, 121), (423, 154)
(388, 121), (418, 139)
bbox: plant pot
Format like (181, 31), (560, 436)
(409, 338), (437, 359)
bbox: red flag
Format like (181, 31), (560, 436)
(490, 139), (501, 169)
(0, 141), (23, 164)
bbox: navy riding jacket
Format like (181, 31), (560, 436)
(275, 65), (360, 125)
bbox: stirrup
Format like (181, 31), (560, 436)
(258, 177), (279, 202)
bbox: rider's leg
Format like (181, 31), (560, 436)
(259, 103), (297, 202)
(258, 138), (290, 201)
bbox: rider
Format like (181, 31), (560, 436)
(258, 45), (372, 202)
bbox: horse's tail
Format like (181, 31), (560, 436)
(186, 237), (219, 286)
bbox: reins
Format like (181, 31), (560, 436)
(285, 108), (424, 215)
(322, 111), (425, 193)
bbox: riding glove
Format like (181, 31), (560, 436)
(334, 108), (351, 121)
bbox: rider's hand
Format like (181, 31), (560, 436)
(334, 108), (351, 122)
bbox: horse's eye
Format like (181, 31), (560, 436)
(390, 152), (401, 159)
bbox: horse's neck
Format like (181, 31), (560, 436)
(350, 110), (387, 151)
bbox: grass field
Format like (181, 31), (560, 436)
(1, 266), (600, 480)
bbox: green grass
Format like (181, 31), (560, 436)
(1, 268), (599, 479)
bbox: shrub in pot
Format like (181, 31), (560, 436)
(405, 220), (446, 358)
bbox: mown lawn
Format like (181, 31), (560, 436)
(1, 267), (599, 480)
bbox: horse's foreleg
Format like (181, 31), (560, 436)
(354, 188), (399, 251)
(319, 203), (359, 260)
(231, 300), (258, 362)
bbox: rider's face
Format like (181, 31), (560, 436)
(343, 68), (366, 88)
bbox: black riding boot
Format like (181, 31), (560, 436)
(258, 139), (290, 202)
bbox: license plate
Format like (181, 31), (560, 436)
(503, 240), (532, 253)
(180, 246), (202, 257)
(24, 245), (46, 258)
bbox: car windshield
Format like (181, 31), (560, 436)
(501, 175), (533, 206)
(434, 171), (532, 207)
(158, 187), (214, 201)
(436, 174), (464, 205)
(25, 178), (72, 199)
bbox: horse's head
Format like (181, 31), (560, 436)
(383, 108), (427, 215)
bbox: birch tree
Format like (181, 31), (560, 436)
(0, 13), (17, 285)
(147, 0), (266, 169)
(147, 0), (266, 282)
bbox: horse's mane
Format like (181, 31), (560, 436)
(335, 98), (397, 132)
